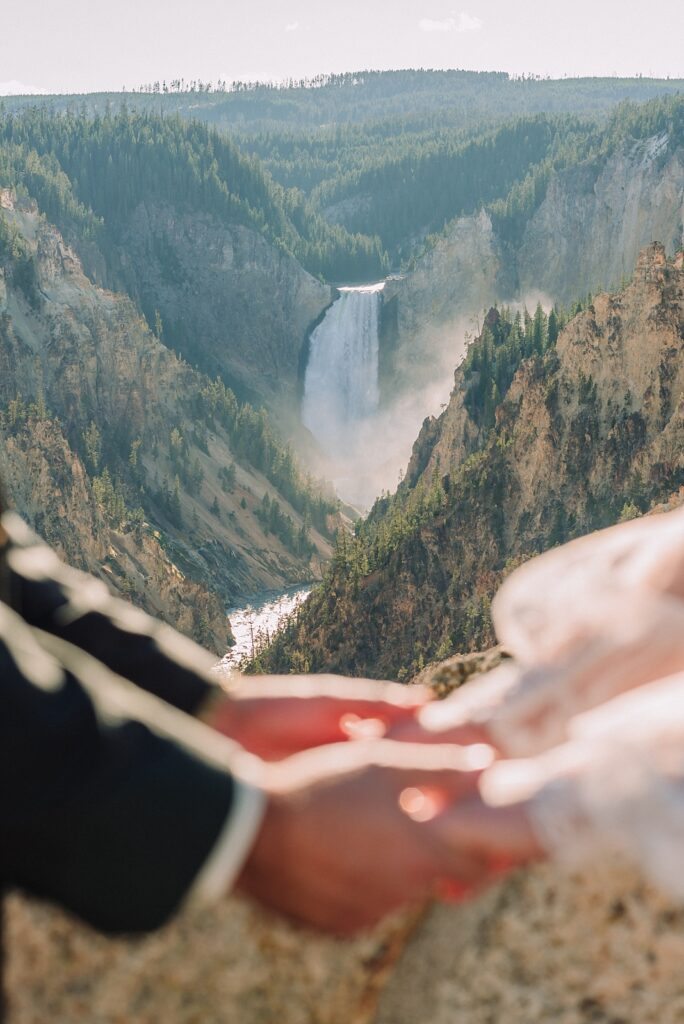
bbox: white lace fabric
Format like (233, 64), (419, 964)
(492, 506), (684, 664)
(479, 672), (684, 896)
(485, 592), (684, 756)
(421, 508), (684, 759)
(469, 506), (684, 898)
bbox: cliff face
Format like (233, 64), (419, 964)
(0, 194), (335, 649)
(380, 210), (504, 396)
(519, 133), (684, 302)
(260, 245), (684, 678)
(94, 202), (332, 425)
(381, 134), (684, 397)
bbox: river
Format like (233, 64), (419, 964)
(218, 585), (312, 672)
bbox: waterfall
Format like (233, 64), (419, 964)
(302, 282), (384, 463)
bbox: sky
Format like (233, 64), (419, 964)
(1, 0), (683, 95)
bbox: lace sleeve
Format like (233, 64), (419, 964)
(491, 506), (684, 665)
(486, 593), (684, 756)
(474, 506), (684, 757)
(420, 508), (684, 757)
(483, 673), (684, 900)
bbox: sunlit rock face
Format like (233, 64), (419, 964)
(381, 133), (684, 401)
(518, 133), (684, 303)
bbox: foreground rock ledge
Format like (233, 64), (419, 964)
(8, 860), (684, 1023)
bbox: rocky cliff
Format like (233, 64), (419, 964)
(381, 133), (684, 399)
(518, 133), (684, 302)
(259, 244), (684, 678)
(0, 193), (336, 649)
(380, 210), (503, 397)
(103, 202), (332, 425)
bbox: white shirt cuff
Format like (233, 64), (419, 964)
(184, 778), (267, 908)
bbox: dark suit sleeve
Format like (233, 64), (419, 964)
(1, 513), (217, 715)
(0, 603), (235, 934)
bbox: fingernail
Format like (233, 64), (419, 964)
(340, 714), (387, 740)
(460, 744), (496, 770)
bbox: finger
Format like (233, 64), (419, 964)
(371, 739), (496, 778)
(260, 698), (426, 744)
(232, 674), (430, 707)
(272, 698), (432, 744)
(263, 738), (496, 793)
(387, 717), (495, 748)
(220, 695), (432, 759)
(430, 797), (544, 863)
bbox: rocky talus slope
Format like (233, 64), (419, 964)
(382, 131), (684, 394)
(7, 647), (684, 1024)
(0, 192), (336, 649)
(259, 244), (684, 678)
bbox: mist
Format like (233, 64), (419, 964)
(300, 291), (559, 511)
(305, 317), (473, 510)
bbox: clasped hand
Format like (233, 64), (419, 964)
(202, 674), (541, 935)
(203, 509), (684, 935)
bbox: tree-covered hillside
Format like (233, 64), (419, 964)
(253, 246), (684, 678)
(0, 108), (387, 283)
(4, 85), (684, 278)
(308, 94), (684, 262)
(0, 193), (340, 645)
(311, 115), (579, 256)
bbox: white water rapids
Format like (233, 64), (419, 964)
(217, 586), (311, 672)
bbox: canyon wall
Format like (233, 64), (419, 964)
(0, 194), (335, 647)
(106, 203), (332, 424)
(381, 134), (684, 396)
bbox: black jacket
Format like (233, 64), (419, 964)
(0, 514), (235, 966)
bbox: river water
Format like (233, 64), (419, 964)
(218, 585), (312, 671)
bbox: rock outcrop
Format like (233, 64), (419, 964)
(381, 134), (684, 400)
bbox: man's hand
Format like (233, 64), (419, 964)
(237, 739), (498, 935)
(429, 794), (544, 900)
(202, 675), (429, 760)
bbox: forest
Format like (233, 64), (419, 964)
(0, 108), (387, 282)
(6, 68), (684, 131)
(2, 88), (684, 281)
